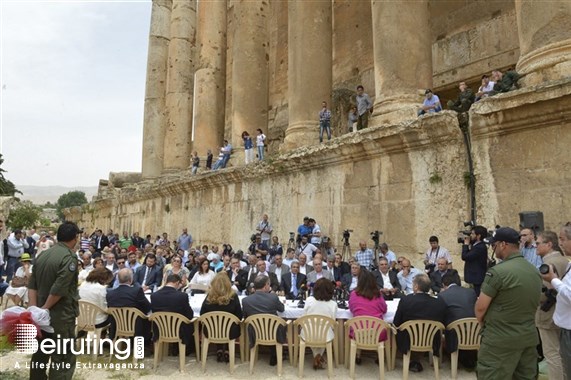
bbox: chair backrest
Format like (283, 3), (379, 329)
(107, 307), (148, 338)
(149, 312), (192, 343)
(199, 312), (242, 344)
(345, 316), (391, 349)
(78, 300), (107, 332)
(244, 314), (286, 345)
(294, 314), (336, 346)
(398, 320), (445, 352)
(446, 318), (481, 350)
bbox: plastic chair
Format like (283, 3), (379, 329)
(345, 316), (395, 380)
(198, 311), (243, 374)
(148, 312), (194, 372)
(107, 307), (148, 363)
(446, 318), (481, 379)
(397, 320), (445, 380)
(294, 314), (338, 378)
(77, 300), (110, 361)
(244, 314), (290, 375)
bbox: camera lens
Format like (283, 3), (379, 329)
(539, 264), (550, 275)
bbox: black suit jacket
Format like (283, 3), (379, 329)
(134, 265), (163, 289)
(280, 272), (307, 299)
(106, 284), (151, 339)
(393, 292), (447, 355)
(438, 285), (477, 353)
(93, 235), (109, 251)
(374, 270), (401, 290)
(341, 273), (356, 291)
(430, 269), (461, 293)
(226, 269), (249, 292)
(246, 272), (280, 293)
(461, 242), (488, 285)
(151, 286), (194, 345)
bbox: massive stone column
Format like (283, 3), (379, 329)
(163, 0), (196, 172)
(230, 0), (269, 161)
(370, 0), (432, 125)
(192, 0), (227, 157)
(283, 0), (332, 150)
(515, 0), (571, 86)
(142, 0), (172, 179)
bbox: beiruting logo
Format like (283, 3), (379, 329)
(15, 324), (144, 361)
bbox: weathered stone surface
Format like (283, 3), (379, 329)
(108, 172), (143, 188)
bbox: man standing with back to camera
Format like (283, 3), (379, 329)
(28, 221), (81, 380)
(475, 227), (542, 380)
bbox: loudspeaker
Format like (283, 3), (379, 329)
(519, 211), (544, 232)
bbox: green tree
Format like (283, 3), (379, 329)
(56, 190), (88, 220)
(0, 153), (21, 196)
(7, 201), (41, 230)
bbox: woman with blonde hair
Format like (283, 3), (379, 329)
(200, 272), (243, 363)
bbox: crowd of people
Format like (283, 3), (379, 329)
(1, 217), (570, 379)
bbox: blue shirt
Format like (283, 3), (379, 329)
(521, 244), (542, 269)
(243, 137), (253, 150)
(397, 267), (422, 294)
(177, 233), (192, 251)
(297, 224), (312, 237)
(422, 94), (441, 112)
(355, 249), (374, 269)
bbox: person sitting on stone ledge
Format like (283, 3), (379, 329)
(489, 69), (520, 95)
(347, 105), (358, 133)
(190, 151), (199, 175)
(447, 82), (475, 113)
(476, 74), (495, 101)
(417, 89), (442, 116)
(212, 145), (226, 170)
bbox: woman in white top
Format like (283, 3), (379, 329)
(6, 254), (33, 305)
(190, 259), (216, 294)
(78, 267), (113, 327)
(256, 128), (266, 161)
(302, 278), (338, 370)
(78, 257), (104, 285)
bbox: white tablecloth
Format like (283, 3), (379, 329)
(146, 293), (399, 323)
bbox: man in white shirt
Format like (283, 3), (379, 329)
(397, 258), (422, 295)
(379, 243), (397, 266)
(308, 218), (322, 247)
(476, 74), (495, 101)
(269, 253), (289, 285)
(298, 253), (313, 276)
(297, 235), (318, 261)
(424, 236), (452, 272)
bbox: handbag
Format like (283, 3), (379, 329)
(11, 276), (28, 288)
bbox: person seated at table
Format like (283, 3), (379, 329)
(429, 257), (461, 294)
(134, 253), (163, 292)
(397, 258), (422, 295)
(373, 257), (402, 300)
(307, 257), (334, 284)
(243, 275), (285, 366)
(341, 261), (362, 292)
(247, 259), (279, 293)
(226, 256), (249, 294)
(394, 273), (446, 373)
(189, 258), (216, 294)
(161, 255), (189, 288)
(5, 253), (33, 306)
(79, 267), (113, 328)
(332, 253), (350, 282)
(303, 278), (338, 370)
(151, 274), (195, 355)
(349, 270), (388, 364)
(280, 261), (307, 300)
(199, 272), (242, 363)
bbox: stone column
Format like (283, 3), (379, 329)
(142, 0), (172, 179)
(231, 0), (269, 161)
(370, 0), (432, 125)
(283, 0), (332, 150)
(515, 0), (571, 86)
(163, 0), (196, 172)
(192, 0), (227, 157)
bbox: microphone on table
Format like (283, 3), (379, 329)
(297, 283), (307, 308)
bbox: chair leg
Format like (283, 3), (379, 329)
(229, 339), (235, 374)
(333, 338), (338, 368)
(276, 344), (283, 376)
(345, 335), (350, 369)
(194, 320), (201, 363)
(153, 342), (159, 371)
(326, 343), (333, 379)
(402, 352), (410, 380)
(451, 351), (458, 379)
(202, 339), (209, 372)
(288, 325), (294, 366)
(378, 346), (385, 380)
(434, 351), (440, 380)
(298, 341), (305, 378)
(179, 343), (185, 372)
(249, 346), (256, 374)
(92, 331), (99, 362)
(349, 342), (356, 379)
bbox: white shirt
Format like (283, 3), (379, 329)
(298, 243), (318, 260)
(424, 246), (452, 264)
(310, 224), (321, 245)
(380, 271), (393, 290)
(256, 133), (266, 146)
(303, 298), (337, 342)
(299, 265), (310, 275)
(552, 262), (571, 329)
(190, 271), (216, 287)
(79, 281), (108, 325)
(274, 266), (283, 283)
(284, 258), (298, 267)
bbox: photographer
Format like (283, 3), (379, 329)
(461, 225), (488, 296)
(535, 231), (568, 380)
(423, 236), (452, 274)
(248, 234), (269, 261)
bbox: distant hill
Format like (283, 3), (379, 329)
(17, 185), (98, 205)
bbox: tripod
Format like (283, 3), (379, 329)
(341, 238), (351, 262)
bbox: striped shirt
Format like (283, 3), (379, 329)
(319, 109), (331, 122)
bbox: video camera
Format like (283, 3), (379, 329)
(342, 229), (353, 245)
(370, 230), (383, 245)
(457, 221), (475, 244)
(289, 232), (295, 243)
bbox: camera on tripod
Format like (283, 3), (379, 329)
(370, 230), (382, 245)
(342, 229), (353, 245)
(289, 232), (295, 243)
(457, 221), (475, 243)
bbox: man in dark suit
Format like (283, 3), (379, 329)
(461, 225), (489, 296)
(92, 229), (109, 254)
(106, 268), (151, 341)
(226, 256), (249, 293)
(438, 274), (478, 368)
(341, 262), (362, 292)
(332, 253), (350, 282)
(247, 260), (279, 293)
(134, 253), (163, 292)
(151, 274), (194, 352)
(394, 273), (446, 373)
(280, 261), (307, 299)
(430, 257), (461, 293)
(269, 253), (290, 285)
(373, 257), (402, 300)
(242, 275), (285, 366)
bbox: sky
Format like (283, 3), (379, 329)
(1, 0), (151, 187)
